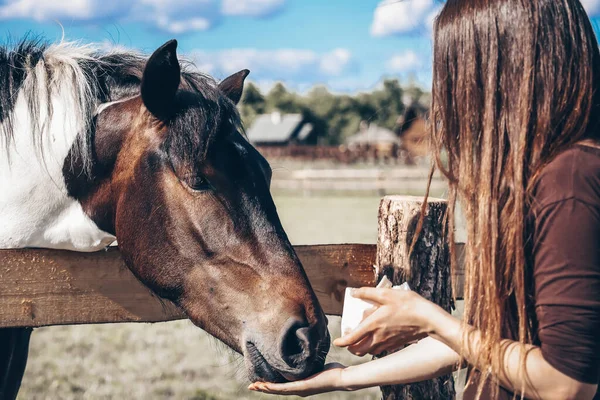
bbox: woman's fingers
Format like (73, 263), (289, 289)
(362, 306), (377, 320)
(248, 364), (346, 396)
(335, 308), (385, 347)
(347, 334), (376, 356)
(370, 340), (403, 356)
(370, 333), (427, 356)
(334, 321), (374, 347)
(249, 380), (304, 394)
(249, 381), (308, 395)
(352, 287), (390, 304)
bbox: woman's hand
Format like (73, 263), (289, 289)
(334, 287), (442, 356)
(248, 363), (348, 397)
(247, 288), (452, 397)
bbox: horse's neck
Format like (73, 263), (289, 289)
(0, 88), (115, 251)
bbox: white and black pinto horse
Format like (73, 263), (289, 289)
(0, 39), (329, 399)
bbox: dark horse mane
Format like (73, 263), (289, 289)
(0, 37), (242, 171)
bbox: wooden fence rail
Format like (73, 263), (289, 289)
(0, 245), (376, 328)
(0, 244), (464, 328)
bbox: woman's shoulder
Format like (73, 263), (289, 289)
(533, 144), (600, 211)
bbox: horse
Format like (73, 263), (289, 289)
(0, 38), (330, 398)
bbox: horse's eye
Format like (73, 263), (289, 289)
(184, 175), (213, 192)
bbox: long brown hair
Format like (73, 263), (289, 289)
(429, 0), (600, 397)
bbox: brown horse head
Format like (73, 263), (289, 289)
(63, 40), (329, 382)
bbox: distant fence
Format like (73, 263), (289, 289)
(257, 145), (419, 165)
(271, 167), (446, 195)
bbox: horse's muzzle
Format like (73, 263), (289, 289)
(245, 316), (330, 382)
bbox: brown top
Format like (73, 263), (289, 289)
(463, 144), (600, 399)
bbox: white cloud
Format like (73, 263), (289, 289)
(190, 48), (353, 82)
(319, 49), (352, 75)
(0, 0), (130, 21)
(134, 0), (219, 33)
(155, 16), (213, 33)
(0, 0), (288, 33)
(582, 0), (600, 16)
(371, 0), (441, 37)
(189, 48), (356, 94)
(386, 50), (423, 72)
(221, 0), (285, 17)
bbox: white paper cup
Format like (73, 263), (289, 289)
(340, 278), (411, 336)
(340, 288), (377, 336)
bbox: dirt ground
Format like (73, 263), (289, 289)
(19, 318), (382, 400)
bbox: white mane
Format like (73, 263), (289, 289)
(0, 40), (121, 251)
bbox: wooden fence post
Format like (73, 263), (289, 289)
(376, 195), (455, 399)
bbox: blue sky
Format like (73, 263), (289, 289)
(1, 0), (599, 94)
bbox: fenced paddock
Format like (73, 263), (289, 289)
(271, 167), (446, 195)
(1, 196), (465, 400)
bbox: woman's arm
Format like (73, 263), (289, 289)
(427, 302), (598, 400)
(336, 288), (598, 400)
(340, 336), (459, 390)
(249, 336), (459, 396)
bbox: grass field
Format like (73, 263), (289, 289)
(19, 194), (391, 400)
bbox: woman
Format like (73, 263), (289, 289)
(249, 0), (600, 399)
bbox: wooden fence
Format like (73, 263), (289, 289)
(256, 145), (408, 165)
(0, 245), (377, 327)
(0, 243), (463, 328)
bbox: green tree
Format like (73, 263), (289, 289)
(240, 82), (266, 127)
(265, 83), (302, 113)
(238, 79), (428, 145)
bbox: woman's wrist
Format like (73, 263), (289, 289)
(420, 300), (447, 336)
(338, 366), (359, 392)
(422, 301), (461, 348)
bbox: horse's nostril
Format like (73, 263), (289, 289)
(279, 318), (311, 368)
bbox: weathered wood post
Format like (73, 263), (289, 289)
(376, 195), (455, 399)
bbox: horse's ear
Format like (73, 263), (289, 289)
(141, 39), (181, 119)
(219, 69), (250, 105)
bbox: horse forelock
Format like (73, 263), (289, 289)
(164, 85), (244, 168)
